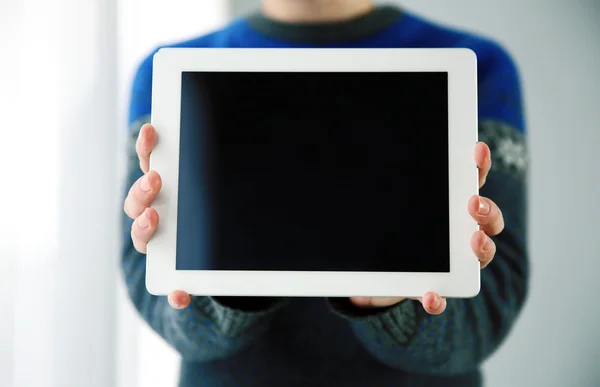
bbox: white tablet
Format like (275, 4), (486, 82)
(147, 48), (479, 298)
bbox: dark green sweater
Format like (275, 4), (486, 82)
(122, 6), (529, 387)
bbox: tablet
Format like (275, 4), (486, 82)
(147, 48), (480, 298)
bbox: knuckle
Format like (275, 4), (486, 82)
(137, 149), (147, 163)
(128, 196), (143, 216)
(131, 228), (148, 253)
(481, 254), (493, 267)
(135, 142), (145, 160)
(123, 199), (130, 217)
(132, 182), (151, 204)
(130, 220), (139, 238)
(490, 218), (504, 236)
(134, 240), (146, 254)
(124, 198), (137, 219)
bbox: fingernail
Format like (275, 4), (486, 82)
(478, 197), (490, 215)
(140, 175), (151, 192)
(431, 297), (441, 309)
(138, 211), (149, 228)
(482, 236), (492, 252)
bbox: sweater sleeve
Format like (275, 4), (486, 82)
(120, 53), (285, 363)
(329, 42), (529, 375)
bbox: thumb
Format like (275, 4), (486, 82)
(168, 290), (191, 309)
(349, 297), (405, 309)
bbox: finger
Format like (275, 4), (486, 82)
(131, 207), (159, 253)
(168, 290), (192, 309)
(420, 292), (447, 315)
(468, 195), (504, 236)
(470, 230), (496, 269)
(124, 170), (162, 219)
(475, 142), (492, 188)
(349, 297), (404, 308)
(136, 124), (157, 173)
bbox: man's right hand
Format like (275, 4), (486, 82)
(124, 123), (192, 310)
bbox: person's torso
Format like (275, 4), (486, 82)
(180, 298), (481, 387)
(158, 8), (499, 386)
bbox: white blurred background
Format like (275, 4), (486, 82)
(0, 1), (598, 386)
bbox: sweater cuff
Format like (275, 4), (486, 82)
(328, 298), (425, 345)
(192, 296), (287, 338)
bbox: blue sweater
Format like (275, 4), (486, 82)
(122, 6), (528, 387)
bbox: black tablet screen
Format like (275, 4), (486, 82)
(176, 71), (449, 272)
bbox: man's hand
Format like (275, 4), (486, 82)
(124, 123), (192, 310)
(349, 142), (503, 315)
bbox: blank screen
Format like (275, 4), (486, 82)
(176, 71), (450, 272)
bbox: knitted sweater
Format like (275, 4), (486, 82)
(121, 5), (529, 387)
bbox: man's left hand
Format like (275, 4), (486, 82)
(349, 142), (504, 315)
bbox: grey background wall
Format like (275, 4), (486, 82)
(228, 0), (257, 17)
(228, 1), (600, 386)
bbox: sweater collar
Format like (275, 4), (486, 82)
(246, 5), (404, 44)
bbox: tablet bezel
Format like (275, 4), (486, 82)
(147, 48), (480, 298)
